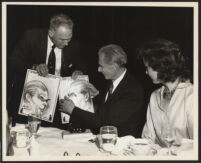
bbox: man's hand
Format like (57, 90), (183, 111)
(72, 70), (83, 80)
(59, 96), (75, 115)
(32, 64), (49, 77)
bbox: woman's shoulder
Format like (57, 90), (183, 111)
(178, 81), (193, 95)
(149, 86), (163, 103)
(178, 81), (193, 88)
(151, 86), (163, 96)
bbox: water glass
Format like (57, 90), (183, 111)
(99, 126), (118, 154)
(161, 126), (174, 155)
(11, 130), (30, 148)
(27, 115), (41, 138)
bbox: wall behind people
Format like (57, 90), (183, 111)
(7, 5), (193, 105)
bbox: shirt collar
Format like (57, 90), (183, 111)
(112, 69), (127, 92)
(48, 35), (54, 48)
(160, 80), (192, 98)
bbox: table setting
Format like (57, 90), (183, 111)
(7, 118), (195, 161)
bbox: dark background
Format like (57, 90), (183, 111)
(6, 5), (193, 102)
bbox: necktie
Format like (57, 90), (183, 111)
(107, 82), (113, 100)
(48, 45), (56, 74)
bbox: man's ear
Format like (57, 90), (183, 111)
(113, 63), (119, 69)
(48, 30), (54, 37)
(84, 93), (89, 102)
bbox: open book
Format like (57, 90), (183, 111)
(18, 69), (95, 123)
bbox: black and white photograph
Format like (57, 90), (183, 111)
(2, 1), (199, 161)
(18, 69), (60, 122)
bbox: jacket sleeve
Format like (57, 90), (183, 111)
(9, 30), (34, 75)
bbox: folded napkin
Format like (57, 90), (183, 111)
(11, 124), (28, 132)
(156, 138), (194, 156)
(110, 136), (153, 156)
(61, 131), (96, 143)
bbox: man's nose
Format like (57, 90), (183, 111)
(98, 67), (101, 72)
(64, 39), (71, 46)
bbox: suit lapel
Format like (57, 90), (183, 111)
(106, 72), (128, 102)
(60, 42), (74, 76)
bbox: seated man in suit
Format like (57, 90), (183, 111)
(59, 44), (145, 137)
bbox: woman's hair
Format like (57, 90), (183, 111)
(137, 38), (190, 83)
(23, 80), (48, 102)
(98, 44), (127, 67)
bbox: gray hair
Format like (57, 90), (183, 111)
(98, 44), (127, 67)
(49, 13), (74, 31)
(23, 80), (48, 102)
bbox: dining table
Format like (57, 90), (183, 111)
(6, 123), (196, 161)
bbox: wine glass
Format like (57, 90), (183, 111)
(27, 115), (41, 138)
(161, 126), (174, 155)
(99, 126), (118, 155)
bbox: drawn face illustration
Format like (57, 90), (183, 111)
(67, 86), (88, 109)
(31, 88), (49, 113)
(25, 88), (49, 116)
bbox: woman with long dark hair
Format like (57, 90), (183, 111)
(138, 38), (193, 147)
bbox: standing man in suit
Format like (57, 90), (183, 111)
(8, 13), (86, 126)
(59, 44), (145, 137)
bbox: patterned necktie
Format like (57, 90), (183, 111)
(48, 44), (56, 74)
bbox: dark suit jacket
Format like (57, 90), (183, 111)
(7, 28), (87, 125)
(70, 71), (145, 137)
(8, 28), (86, 77)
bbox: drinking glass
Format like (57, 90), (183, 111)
(27, 115), (41, 138)
(161, 126), (174, 155)
(99, 126), (118, 154)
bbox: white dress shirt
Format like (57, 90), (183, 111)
(142, 82), (194, 146)
(46, 36), (62, 76)
(105, 69), (127, 101)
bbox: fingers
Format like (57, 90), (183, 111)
(36, 64), (49, 76)
(59, 99), (66, 113)
(59, 99), (64, 105)
(71, 70), (83, 80)
(64, 96), (73, 104)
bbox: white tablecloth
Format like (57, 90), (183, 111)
(7, 124), (196, 161)
(11, 124), (102, 157)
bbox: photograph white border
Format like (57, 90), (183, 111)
(2, 1), (199, 161)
